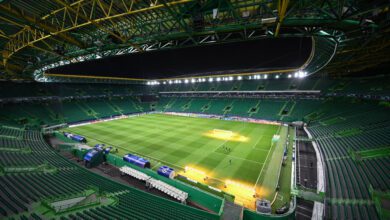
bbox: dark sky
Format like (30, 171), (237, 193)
(50, 37), (312, 79)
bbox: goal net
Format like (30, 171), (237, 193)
(213, 129), (233, 137)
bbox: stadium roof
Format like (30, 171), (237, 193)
(0, 0), (389, 81)
(48, 37), (312, 79)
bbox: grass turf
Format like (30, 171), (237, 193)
(272, 127), (294, 211)
(64, 113), (284, 206)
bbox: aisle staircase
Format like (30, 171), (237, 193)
(107, 101), (123, 115)
(182, 99), (192, 111)
(201, 100), (212, 112)
(249, 100), (261, 117)
(279, 101), (297, 120)
(223, 100), (235, 114)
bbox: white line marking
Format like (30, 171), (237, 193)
(252, 135), (264, 149)
(212, 151), (264, 165)
(70, 114), (277, 187)
(210, 124), (247, 153)
(252, 148), (270, 152)
(73, 133), (186, 170)
(253, 143), (274, 189)
(151, 162), (161, 169)
(253, 127), (282, 189)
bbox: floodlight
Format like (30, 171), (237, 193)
(294, 70), (306, 78)
(184, 79), (189, 84)
(237, 76), (242, 80)
(208, 78), (213, 82)
(297, 71), (307, 78)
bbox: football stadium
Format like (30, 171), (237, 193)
(0, 1), (389, 220)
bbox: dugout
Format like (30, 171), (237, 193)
(123, 154), (151, 168)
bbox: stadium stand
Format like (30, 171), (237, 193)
(305, 100), (390, 219)
(1, 1), (389, 219)
(0, 75), (389, 219)
(0, 127), (220, 219)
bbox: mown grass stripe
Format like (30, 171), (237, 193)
(65, 113), (280, 187)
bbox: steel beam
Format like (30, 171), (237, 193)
(274, 0), (289, 37)
(0, 4), (85, 48)
(161, 0), (196, 44)
(2, 0), (193, 64)
(51, 0), (130, 46)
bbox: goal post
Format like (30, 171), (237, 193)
(213, 129), (233, 135)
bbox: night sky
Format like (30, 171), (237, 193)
(50, 37), (312, 79)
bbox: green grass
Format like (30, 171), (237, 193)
(272, 128), (294, 211)
(64, 113), (283, 201)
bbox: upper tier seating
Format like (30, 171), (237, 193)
(1, 75), (389, 99)
(0, 82), (147, 98)
(153, 76), (390, 97)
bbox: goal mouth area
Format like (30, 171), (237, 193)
(203, 129), (249, 142)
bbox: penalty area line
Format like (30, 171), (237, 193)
(211, 125), (247, 153)
(212, 139), (231, 153)
(251, 134), (264, 149)
(212, 151), (264, 165)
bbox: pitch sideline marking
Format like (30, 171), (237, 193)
(97, 117), (221, 169)
(71, 132), (186, 171)
(69, 115), (273, 187)
(253, 142), (274, 189)
(151, 162), (161, 169)
(253, 126), (282, 189)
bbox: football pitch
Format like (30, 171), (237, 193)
(64, 113), (287, 208)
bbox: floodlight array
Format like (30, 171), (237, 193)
(146, 70), (308, 85)
(294, 70), (308, 78)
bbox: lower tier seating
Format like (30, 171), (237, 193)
(307, 103), (390, 220)
(0, 128), (219, 219)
